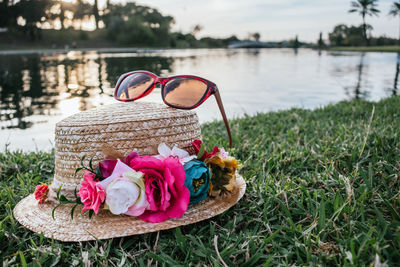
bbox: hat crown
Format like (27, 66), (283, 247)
(51, 102), (201, 194)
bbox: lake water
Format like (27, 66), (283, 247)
(0, 48), (398, 151)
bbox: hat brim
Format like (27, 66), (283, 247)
(13, 174), (246, 242)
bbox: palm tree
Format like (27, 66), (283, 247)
(389, 2), (400, 45)
(348, 0), (380, 46)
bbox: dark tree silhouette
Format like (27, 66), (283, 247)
(16, 0), (52, 40)
(388, 1), (400, 45)
(348, 0), (380, 46)
(393, 53), (400, 95)
(318, 32), (325, 48)
(93, 0), (100, 29)
(252, 32), (261, 42)
(74, 0), (91, 30)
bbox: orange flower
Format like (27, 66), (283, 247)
(205, 153), (238, 196)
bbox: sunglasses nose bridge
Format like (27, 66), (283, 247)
(156, 77), (169, 86)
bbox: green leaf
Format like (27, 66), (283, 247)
(89, 156), (94, 171)
(70, 204), (78, 220)
(74, 167), (83, 177)
(19, 251), (27, 267)
(197, 143), (206, 159)
(95, 166), (104, 181)
(59, 194), (69, 204)
(52, 204), (62, 220)
(89, 209), (94, 219)
(74, 187), (78, 199)
(80, 155), (86, 169)
(56, 185), (62, 200)
(318, 200), (326, 231)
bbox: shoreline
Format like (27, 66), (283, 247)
(327, 45), (400, 53)
(0, 46), (398, 55)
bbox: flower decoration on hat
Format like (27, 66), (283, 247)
(34, 184), (49, 204)
(128, 155), (190, 223)
(184, 160), (211, 204)
(78, 171), (105, 214)
(191, 140), (238, 196)
(99, 159), (149, 216)
(36, 140), (239, 223)
(155, 143), (197, 164)
(205, 154), (238, 196)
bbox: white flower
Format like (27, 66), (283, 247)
(99, 159), (148, 216)
(155, 143), (196, 164)
(106, 179), (139, 214)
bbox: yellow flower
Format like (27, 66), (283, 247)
(205, 153), (238, 196)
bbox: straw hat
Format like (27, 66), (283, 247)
(13, 102), (246, 242)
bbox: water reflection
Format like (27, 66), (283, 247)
(0, 55), (58, 129)
(392, 53), (399, 96)
(347, 53), (368, 100)
(0, 48), (397, 151)
(0, 52), (173, 130)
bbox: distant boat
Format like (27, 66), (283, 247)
(228, 41), (273, 48)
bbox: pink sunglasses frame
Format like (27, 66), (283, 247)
(114, 70), (232, 148)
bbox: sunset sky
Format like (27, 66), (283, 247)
(96, 0), (396, 42)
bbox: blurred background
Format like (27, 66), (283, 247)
(0, 0), (398, 150)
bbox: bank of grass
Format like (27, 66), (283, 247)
(328, 45), (400, 53)
(1, 96), (400, 266)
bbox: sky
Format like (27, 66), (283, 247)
(96, 0), (397, 42)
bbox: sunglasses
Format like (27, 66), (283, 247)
(113, 70), (232, 148)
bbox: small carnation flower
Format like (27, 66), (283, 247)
(34, 184), (49, 204)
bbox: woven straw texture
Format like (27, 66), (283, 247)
(13, 101), (246, 242)
(51, 101), (201, 197)
(13, 175), (245, 242)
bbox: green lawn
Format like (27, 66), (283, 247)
(328, 46), (400, 53)
(1, 96), (400, 266)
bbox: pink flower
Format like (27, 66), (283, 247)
(34, 184), (49, 204)
(77, 171), (105, 214)
(129, 156), (190, 223)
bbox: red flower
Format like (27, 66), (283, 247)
(34, 184), (49, 204)
(99, 160), (117, 178)
(99, 152), (139, 178)
(192, 140), (219, 161)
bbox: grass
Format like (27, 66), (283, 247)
(1, 96), (400, 266)
(328, 46), (400, 53)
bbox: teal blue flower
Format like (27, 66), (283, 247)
(184, 160), (211, 205)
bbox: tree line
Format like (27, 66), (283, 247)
(329, 0), (399, 46)
(0, 0), (238, 48)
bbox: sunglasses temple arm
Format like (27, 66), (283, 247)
(214, 90), (232, 148)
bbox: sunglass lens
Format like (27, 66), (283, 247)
(116, 73), (154, 101)
(163, 78), (208, 108)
